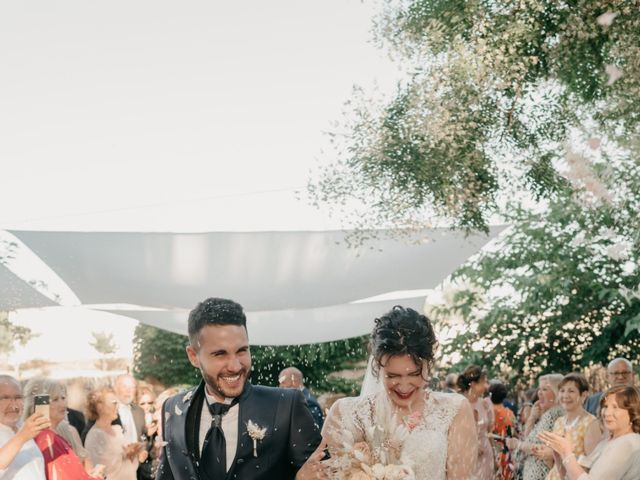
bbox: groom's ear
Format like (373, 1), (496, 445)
(186, 344), (200, 369)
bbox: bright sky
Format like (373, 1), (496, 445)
(0, 1), (399, 368)
(0, 0), (397, 233)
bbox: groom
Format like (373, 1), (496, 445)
(156, 297), (325, 480)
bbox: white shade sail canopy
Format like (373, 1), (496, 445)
(3, 227), (504, 344)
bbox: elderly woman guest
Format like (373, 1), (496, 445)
(23, 377), (103, 479)
(543, 373), (600, 480)
(507, 373), (564, 480)
(458, 365), (495, 480)
(84, 387), (146, 480)
(540, 385), (640, 480)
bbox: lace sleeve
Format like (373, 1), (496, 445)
(446, 398), (478, 480)
(322, 397), (365, 454)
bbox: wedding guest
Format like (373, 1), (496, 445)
(113, 375), (145, 445)
(540, 385), (640, 479)
(66, 408), (86, 438)
(23, 377), (103, 479)
(490, 381), (516, 480)
(150, 387), (182, 470)
(519, 388), (538, 429)
(156, 297), (324, 480)
(442, 373), (459, 393)
(81, 375), (145, 445)
(507, 373), (563, 480)
(458, 365), (495, 480)
(85, 387), (146, 480)
(543, 373), (600, 480)
(135, 386), (158, 480)
(584, 358), (635, 416)
(0, 375), (48, 478)
(278, 366), (324, 429)
(323, 305), (478, 479)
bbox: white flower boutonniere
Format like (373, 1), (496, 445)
(246, 420), (267, 457)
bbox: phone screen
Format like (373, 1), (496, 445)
(34, 394), (50, 420)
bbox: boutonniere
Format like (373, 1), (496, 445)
(182, 390), (193, 403)
(246, 420), (267, 457)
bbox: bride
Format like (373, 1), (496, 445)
(322, 306), (478, 479)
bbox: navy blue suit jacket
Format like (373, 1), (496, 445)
(156, 381), (321, 480)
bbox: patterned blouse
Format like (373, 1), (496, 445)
(545, 413), (596, 480)
(521, 406), (564, 480)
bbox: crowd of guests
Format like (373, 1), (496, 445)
(0, 373), (179, 480)
(442, 357), (640, 480)
(0, 365), (324, 480)
(1, 355), (639, 479)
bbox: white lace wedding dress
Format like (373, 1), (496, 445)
(323, 390), (478, 480)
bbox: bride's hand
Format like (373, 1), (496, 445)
(296, 439), (329, 480)
(353, 442), (372, 465)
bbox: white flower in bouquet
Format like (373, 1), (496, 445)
(359, 462), (416, 480)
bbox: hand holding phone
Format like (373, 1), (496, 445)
(18, 412), (51, 440)
(34, 394), (50, 421)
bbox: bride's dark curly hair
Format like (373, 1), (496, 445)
(369, 306), (438, 380)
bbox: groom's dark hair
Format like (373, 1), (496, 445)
(188, 297), (247, 345)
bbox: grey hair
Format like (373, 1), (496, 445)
(608, 358), (633, 371)
(0, 375), (19, 387)
(22, 377), (65, 420)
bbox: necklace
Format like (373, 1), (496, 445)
(564, 413), (583, 430)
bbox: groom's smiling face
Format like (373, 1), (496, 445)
(186, 324), (251, 401)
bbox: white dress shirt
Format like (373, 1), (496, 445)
(0, 422), (46, 479)
(199, 390), (239, 472)
(117, 402), (139, 444)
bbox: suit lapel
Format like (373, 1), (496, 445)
(172, 382), (203, 471)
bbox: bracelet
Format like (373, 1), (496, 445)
(562, 453), (576, 466)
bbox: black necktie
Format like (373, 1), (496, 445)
(200, 400), (236, 479)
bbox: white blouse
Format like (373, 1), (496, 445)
(0, 422), (45, 479)
(578, 432), (640, 480)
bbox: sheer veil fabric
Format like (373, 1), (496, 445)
(359, 355), (384, 397)
(323, 355), (479, 479)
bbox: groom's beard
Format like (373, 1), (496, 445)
(204, 367), (250, 400)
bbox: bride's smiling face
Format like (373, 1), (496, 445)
(381, 354), (426, 408)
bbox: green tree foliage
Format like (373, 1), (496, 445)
(0, 311), (36, 356)
(310, 0), (640, 232)
(89, 331), (117, 356)
(251, 337), (367, 395)
(430, 147), (640, 382)
(132, 323), (367, 394)
(133, 323), (200, 386)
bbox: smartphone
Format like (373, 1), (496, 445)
(34, 394), (50, 420)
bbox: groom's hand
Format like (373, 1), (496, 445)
(295, 439), (329, 480)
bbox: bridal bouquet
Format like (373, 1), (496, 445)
(326, 396), (416, 480)
(330, 438), (415, 480)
